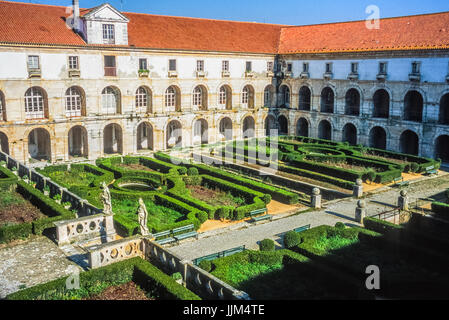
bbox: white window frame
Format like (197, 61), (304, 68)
(68, 56), (79, 70)
(412, 61), (421, 74)
(325, 62), (332, 73)
(169, 59), (177, 72)
(139, 58), (148, 71)
(351, 62), (359, 74)
(102, 87), (118, 115)
(242, 87), (249, 105)
(219, 86), (227, 106)
(379, 62), (388, 74)
(25, 87), (45, 119)
(222, 60), (229, 72)
(165, 87), (176, 108)
(303, 62), (309, 73)
(193, 87), (203, 107)
(27, 55), (40, 70)
(246, 61), (252, 72)
(102, 24), (115, 44)
(65, 87), (82, 117)
(136, 87), (148, 110)
(197, 60), (204, 72)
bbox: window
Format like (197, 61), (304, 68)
(242, 87), (249, 104)
(65, 87), (83, 117)
(68, 56), (79, 70)
(165, 87), (176, 107)
(222, 61), (229, 72)
(136, 87), (149, 110)
(25, 87), (46, 119)
(325, 63), (332, 73)
(102, 87), (119, 114)
(264, 87), (272, 107)
(28, 56), (40, 69)
(303, 63), (309, 73)
(379, 62), (387, 74)
(219, 87), (227, 105)
(193, 87), (203, 106)
(197, 60), (204, 72)
(267, 61), (274, 72)
(139, 58), (148, 71)
(287, 63), (293, 72)
(351, 62), (358, 74)
(104, 56), (116, 76)
(102, 24), (115, 44)
(246, 61), (252, 72)
(412, 62), (420, 74)
(169, 59), (177, 71)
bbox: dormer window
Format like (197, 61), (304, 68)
(102, 24), (115, 44)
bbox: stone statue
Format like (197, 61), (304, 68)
(137, 198), (150, 236)
(101, 182), (113, 215)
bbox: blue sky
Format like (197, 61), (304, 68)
(12, 0), (449, 25)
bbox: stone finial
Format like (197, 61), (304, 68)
(357, 200), (366, 208)
(400, 190), (408, 197)
(356, 179), (363, 186)
(312, 188), (321, 195)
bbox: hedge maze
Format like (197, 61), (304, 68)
(37, 153), (299, 237)
(215, 136), (440, 191)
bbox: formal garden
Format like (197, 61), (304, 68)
(198, 217), (449, 299)
(213, 136), (441, 192)
(33, 153), (301, 238)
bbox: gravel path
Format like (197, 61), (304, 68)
(169, 173), (449, 261)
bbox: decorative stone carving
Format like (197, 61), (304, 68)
(311, 188), (322, 209)
(101, 182), (113, 215)
(353, 179), (364, 198)
(398, 190), (409, 211)
(355, 200), (366, 223)
(137, 198), (150, 236)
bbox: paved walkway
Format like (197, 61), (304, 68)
(169, 173), (449, 261)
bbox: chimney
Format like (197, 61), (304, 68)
(72, 0), (81, 32)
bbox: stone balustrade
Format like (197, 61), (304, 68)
(54, 213), (116, 246)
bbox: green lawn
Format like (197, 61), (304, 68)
(47, 170), (98, 188)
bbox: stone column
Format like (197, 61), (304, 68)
(355, 200), (366, 224)
(88, 247), (102, 269)
(353, 179), (363, 198)
(54, 221), (69, 245)
(398, 190), (409, 211)
(311, 188), (322, 209)
(104, 214), (116, 242)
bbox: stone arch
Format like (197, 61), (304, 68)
(0, 131), (9, 154)
(218, 117), (233, 141)
(103, 123), (123, 155)
(264, 85), (276, 108)
(278, 115), (289, 135)
(439, 93), (449, 125)
(68, 125), (88, 158)
(373, 89), (390, 118)
(242, 116), (255, 138)
(242, 85), (255, 109)
(135, 86), (153, 113)
(320, 87), (334, 113)
(435, 135), (449, 162)
(218, 84), (232, 110)
(369, 126), (387, 150)
(345, 88), (360, 116)
(193, 118), (209, 145)
(101, 86), (121, 115)
(165, 85), (181, 112)
(404, 90), (423, 122)
(28, 128), (51, 161)
(342, 123), (357, 145)
(166, 120), (182, 149)
(296, 117), (309, 137)
(279, 84), (291, 108)
(192, 85), (208, 111)
(25, 86), (49, 119)
(137, 122), (154, 151)
(265, 114), (277, 136)
(65, 86), (86, 117)
(400, 130), (419, 155)
(299, 86), (311, 111)
(318, 120), (332, 140)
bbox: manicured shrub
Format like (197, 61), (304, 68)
(248, 251), (282, 265)
(198, 260), (212, 273)
(335, 222), (346, 230)
(233, 210), (245, 221)
(284, 231), (301, 249)
(262, 194), (272, 205)
(187, 167), (199, 176)
(259, 239), (275, 252)
(411, 162), (419, 173)
(0, 223), (33, 243)
(217, 207), (231, 221)
(196, 211), (208, 224)
(178, 167), (187, 175)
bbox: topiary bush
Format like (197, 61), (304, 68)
(284, 231), (301, 248)
(335, 222), (346, 230)
(198, 260), (212, 273)
(262, 194), (272, 205)
(217, 207), (231, 221)
(187, 167), (199, 176)
(196, 211), (208, 224)
(410, 162), (419, 173)
(178, 167), (187, 175)
(259, 239), (275, 252)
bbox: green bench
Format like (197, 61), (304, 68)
(173, 224), (198, 243)
(294, 224), (311, 233)
(153, 230), (176, 245)
(393, 176), (409, 188)
(425, 166), (438, 176)
(249, 208), (273, 223)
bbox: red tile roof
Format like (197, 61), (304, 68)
(0, 1), (448, 55)
(278, 11), (449, 54)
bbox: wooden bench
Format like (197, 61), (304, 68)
(294, 224), (311, 233)
(173, 224), (198, 243)
(153, 230), (176, 245)
(393, 176), (409, 188)
(249, 208), (273, 223)
(425, 166), (438, 176)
